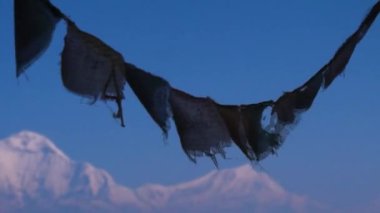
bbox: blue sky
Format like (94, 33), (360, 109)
(1, 0), (380, 209)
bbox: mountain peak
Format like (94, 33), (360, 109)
(2, 130), (69, 160)
(0, 132), (323, 212)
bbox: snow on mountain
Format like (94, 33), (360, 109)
(135, 165), (321, 213)
(0, 131), (140, 212)
(0, 131), (323, 212)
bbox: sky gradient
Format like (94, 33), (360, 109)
(1, 0), (380, 210)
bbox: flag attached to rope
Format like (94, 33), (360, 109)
(61, 21), (127, 126)
(14, 0), (63, 76)
(11, 0), (380, 165)
(169, 89), (232, 166)
(125, 63), (172, 136)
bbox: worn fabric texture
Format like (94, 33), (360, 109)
(169, 89), (231, 165)
(14, 0), (62, 76)
(61, 21), (126, 126)
(125, 63), (172, 136)
(11, 0), (380, 165)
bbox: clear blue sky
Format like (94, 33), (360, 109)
(1, 0), (380, 209)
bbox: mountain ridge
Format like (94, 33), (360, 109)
(0, 131), (322, 212)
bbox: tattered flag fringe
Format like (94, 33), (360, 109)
(169, 89), (232, 165)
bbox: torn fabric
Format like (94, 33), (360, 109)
(322, 1), (380, 88)
(271, 0), (380, 124)
(240, 102), (280, 160)
(217, 102), (280, 161)
(263, 1), (380, 160)
(14, 0), (62, 76)
(216, 105), (255, 160)
(61, 21), (126, 126)
(124, 63), (172, 136)
(273, 72), (323, 124)
(169, 89), (232, 164)
(10, 0), (380, 165)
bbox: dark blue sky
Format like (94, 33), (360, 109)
(1, 0), (380, 209)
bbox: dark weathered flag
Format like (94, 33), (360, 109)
(11, 0), (380, 165)
(61, 21), (126, 126)
(169, 89), (232, 166)
(14, 0), (62, 76)
(125, 63), (172, 136)
(216, 102), (280, 161)
(322, 1), (380, 88)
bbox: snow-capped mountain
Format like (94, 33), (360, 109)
(135, 165), (318, 213)
(0, 131), (322, 212)
(0, 131), (140, 213)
